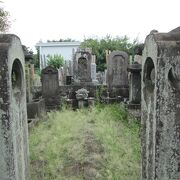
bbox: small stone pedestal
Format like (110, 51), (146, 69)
(65, 98), (73, 109)
(78, 100), (85, 109)
(27, 98), (46, 119)
(88, 97), (95, 107)
(103, 97), (117, 104)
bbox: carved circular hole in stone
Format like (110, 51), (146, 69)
(168, 67), (180, 90)
(143, 57), (155, 93)
(11, 59), (23, 91)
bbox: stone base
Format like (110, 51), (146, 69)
(88, 97), (95, 107)
(128, 108), (141, 120)
(78, 100), (85, 108)
(108, 87), (129, 98)
(101, 97), (117, 104)
(73, 81), (95, 86)
(65, 98), (95, 109)
(44, 96), (61, 111)
(27, 98), (46, 119)
(127, 103), (141, 109)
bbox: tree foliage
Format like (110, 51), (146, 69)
(47, 54), (64, 69)
(22, 45), (39, 68)
(81, 35), (138, 71)
(47, 38), (76, 42)
(0, 2), (10, 32)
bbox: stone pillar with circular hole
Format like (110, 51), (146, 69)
(0, 34), (29, 179)
(141, 29), (180, 180)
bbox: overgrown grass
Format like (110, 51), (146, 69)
(93, 104), (140, 179)
(29, 104), (140, 180)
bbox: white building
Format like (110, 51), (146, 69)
(36, 41), (81, 70)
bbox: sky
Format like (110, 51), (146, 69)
(3, 0), (180, 52)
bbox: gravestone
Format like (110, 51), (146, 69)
(107, 51), (129, 97)
(73, 48), (92, 83)
(25, 64), (32, 102)
(41, 66), (60, 109)
(69, 60), (73, 76)
(141, 29), (180, 180)
(0, 34), (29, 179)
(91, 55), (98, 84)
(104, 69), (107, 85)
(63, 61), (68, 84)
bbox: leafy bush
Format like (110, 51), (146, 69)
(47, 54), (64, 69)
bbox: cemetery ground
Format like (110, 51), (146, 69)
(29, 104), (140, 180)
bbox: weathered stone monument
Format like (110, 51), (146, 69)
(0, 34), (29, 179)
(73, 48), (92, 84)
(127, 62), (142, 107)
(107, 51), (129, 97)
(91, 55), (98, 84)
(41, 66), (60, 110)
(141, 29), (180, 180)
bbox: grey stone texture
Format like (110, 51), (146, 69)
(128, 62), (142, 104)
(107, 51), (129, 97)
(91, 55), (97, 84)
(0, 34), (29, 179)
(41, 66), (60, 110)
(27, 98), (46, 119)
(25, 63), (32, 103)
(107, 51), (128, 88)
(141, 29), (180, 180)
(73, 48), (92, 83)
(75, 88), (89, 100)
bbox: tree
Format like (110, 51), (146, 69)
(0, 2), (10, 32)
(22, 45), (40, 68)
(81, 35), (138, 71)
(47, 54), (64, 69)
(47, 38), (76, 42)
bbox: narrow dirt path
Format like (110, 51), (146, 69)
(62, 120), (105, 180)
(81, 123), (105, 179)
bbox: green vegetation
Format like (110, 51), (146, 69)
(47, 54), (64, 69)
(81, 35), (138, 71)
(47, 38), (76, 42)
(0, 1), (10, 32)
(29, 105), (140, 180)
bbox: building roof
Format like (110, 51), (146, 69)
(36, 41), (81, 48)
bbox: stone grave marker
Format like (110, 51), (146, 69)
(107, 51), (128, 88)
(0, 34), (29, 179)
(41, 66), (60, 109)
(107, 51), (129, 97)
(141, 29), (180, 180)
(91, 55), (97, 84)
(73, 48), (92, 83)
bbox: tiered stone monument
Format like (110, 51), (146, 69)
(141, 29), (180, 180)
(127, 44), (143, 108)
(0, 34), (29, 179)
(127, 62), (142, 108)
(107, 51), (129, 97)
